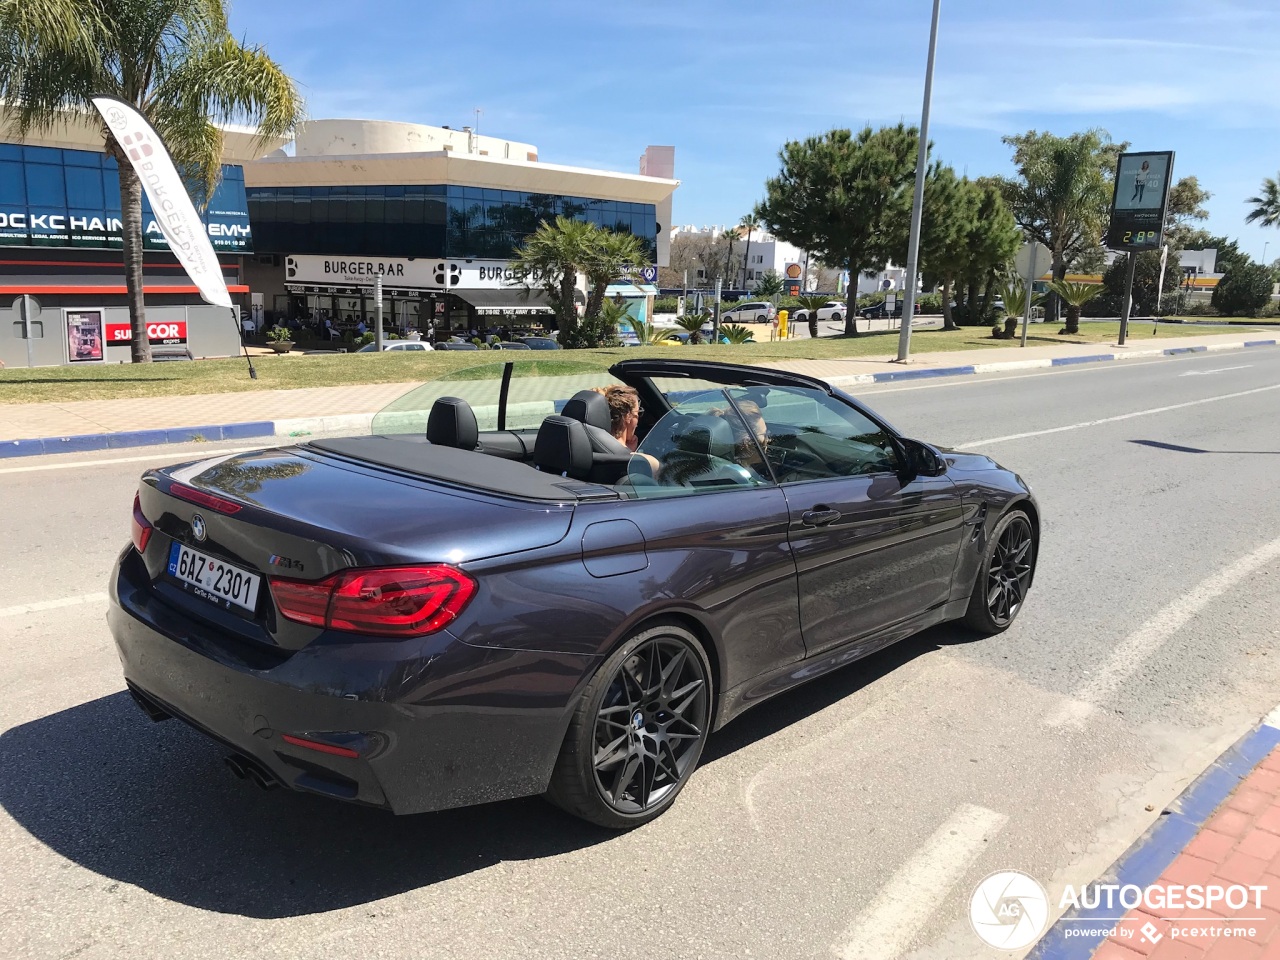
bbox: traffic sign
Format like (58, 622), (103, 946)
(1014, 242), (1050, 282)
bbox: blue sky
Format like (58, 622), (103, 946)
(230, 0), (1280, 262)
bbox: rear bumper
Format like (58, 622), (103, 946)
(108, 548), (596, 815)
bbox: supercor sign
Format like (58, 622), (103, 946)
(105, 321), (188, 345)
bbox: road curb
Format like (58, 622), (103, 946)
(274, 413), (376, 439)
(1027, 710), (1280, 960)
(0, 420), (276, 459)
(2, 339), (1276, 458)
(869, 365), (977, 383)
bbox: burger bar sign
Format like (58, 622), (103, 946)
(284, 255), (549, 290)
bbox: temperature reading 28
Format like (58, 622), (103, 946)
(1123, 230), (1158, 247)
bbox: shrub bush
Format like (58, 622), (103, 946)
(951, 303), (999, 326)
(1174, 299), (1219, 317)
(916, 292), (942, 314)
(1212, 263), (1274, 317)
(653, 297), (680, 314)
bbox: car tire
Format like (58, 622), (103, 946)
(831, 313), (842, 323)
(962, 508), (1036, 635)
(545, 621), (713, 829)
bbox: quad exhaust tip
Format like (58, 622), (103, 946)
(224, 754), (280, 790)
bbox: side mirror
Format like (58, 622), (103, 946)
(901, 438), (947, 478)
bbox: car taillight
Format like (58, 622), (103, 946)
(131, 494), (153, 553)
(169, 482), (242, 515)
(270, 565), (476, 638)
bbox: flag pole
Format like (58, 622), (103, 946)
(232, 307), (257, 379)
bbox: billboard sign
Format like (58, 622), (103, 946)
(65, 309), (104, 363)
(105, 320), (188, 345)
(1106, 151), (1174, 252)
(0, 146), (250, 253)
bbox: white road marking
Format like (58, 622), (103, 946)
(1179, 365), (1252, 377)
(834, 804), (1007, 960)
(962, 382), (1280, 447)
(0, 445), (264, 475)
(0, 592), (109, 618)
(1047, 533), (1280, 728)
(856, 358), (1174, 395)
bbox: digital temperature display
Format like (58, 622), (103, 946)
(1106, 152), (1174, 252)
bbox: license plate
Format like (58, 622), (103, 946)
(167, 542), (261, 614)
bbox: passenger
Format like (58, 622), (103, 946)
(600, 385), (661, 476)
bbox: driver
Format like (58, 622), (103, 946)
(707, 399), (771, 481)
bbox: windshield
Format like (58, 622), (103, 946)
(370, 360), (624, 434)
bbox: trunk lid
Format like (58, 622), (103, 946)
(134, 445), (574, 651)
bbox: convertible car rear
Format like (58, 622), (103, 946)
(109, 359), (1039, 828)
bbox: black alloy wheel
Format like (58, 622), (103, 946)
(963, 509), (1036, 634)
(546, 623), (711, 829)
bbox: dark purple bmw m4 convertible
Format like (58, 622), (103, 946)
(109, 358), (1038, 828)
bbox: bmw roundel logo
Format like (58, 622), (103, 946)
(190, 514), (207, 542)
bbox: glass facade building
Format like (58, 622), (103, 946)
(0, 143), (251, 251)
(246, 184), (657, 261)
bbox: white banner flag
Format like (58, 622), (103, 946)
(91, 95), (232, 308)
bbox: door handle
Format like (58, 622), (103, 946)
(801, 508), (841, 526)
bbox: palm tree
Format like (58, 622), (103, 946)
(793, 294), (831, 339)
(674, 314), (708, 345)
(1047, 280), (1104, 335)
(623, 316), (677, 346)
(583, 229), (650, 333)
(721, 227), (737, 287)
(998, 281), (1042, 339)
(590, 298), (630, 347)
(721, 324), (754, 344)
(738, 213), (761, 289)
(0, 0), (304, 363)
(755, 269), (784, 300)
(511, 216), (597, 345)
(1245, 174), (1280, 229)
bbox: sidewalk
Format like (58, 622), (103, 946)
(1031, 712), (1280, 959)
(1, 330), (1276, 458)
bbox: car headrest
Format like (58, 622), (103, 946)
(426, 396), (479, 450)
(582, 422), (631, 457)
(679, 415), (737, 461)
(561, 389), (612, 432)
(534, 416), (594, 479)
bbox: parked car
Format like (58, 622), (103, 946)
(356, 340), (434, 353)
(789, 300), (846, 324)
(491, 341), (533, 350)
(859, 300), (904, 321)
(517, 336), (561, 350)
(668, 330), (730, 345)
(720, 301), (777, 324)
(111, 358), (1038, 829)
(433, 341), (479, 351)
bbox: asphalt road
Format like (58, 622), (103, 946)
(2, 347), (1279, 960)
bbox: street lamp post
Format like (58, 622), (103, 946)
(896, 0), (943, 362)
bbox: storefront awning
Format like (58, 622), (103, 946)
(605, 283), (658, 297)
(452, 289), (554, 313)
